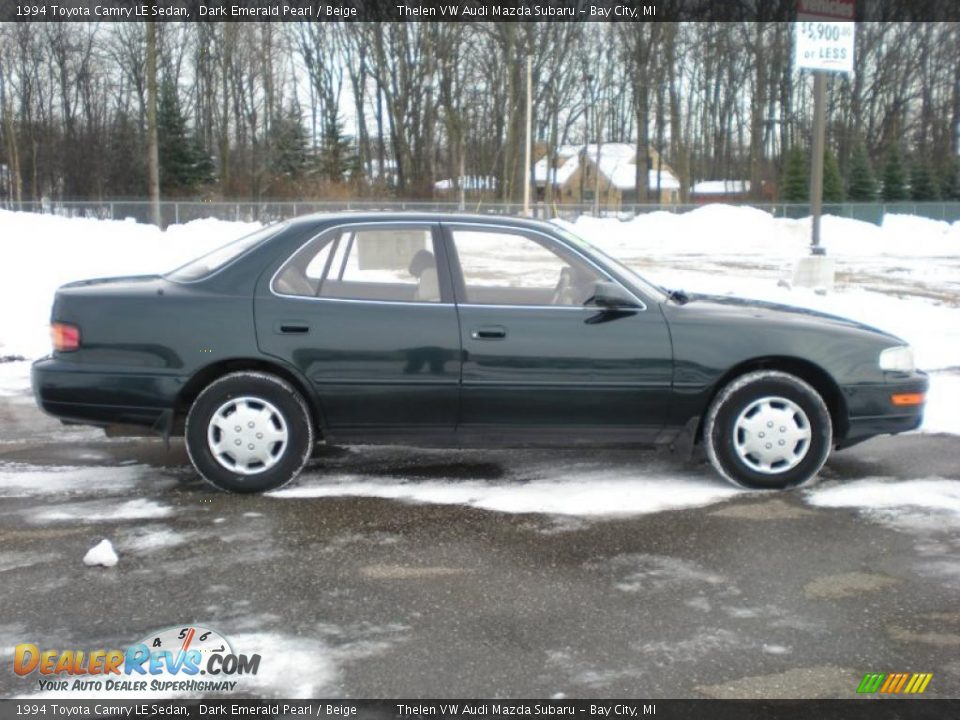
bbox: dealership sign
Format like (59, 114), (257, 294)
(795, 0), (855, 74)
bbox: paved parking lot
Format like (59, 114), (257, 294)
(1, 385), (959, 699)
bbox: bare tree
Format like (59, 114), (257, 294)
(146, 21), (160, 225)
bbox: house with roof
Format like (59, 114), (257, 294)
(534, 143), (681, 208)
(690, 180), (751, 204)
(433, 175), (499, 199)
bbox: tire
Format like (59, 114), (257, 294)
(704, 370), (832, 490)
(185, 371), (313, 493)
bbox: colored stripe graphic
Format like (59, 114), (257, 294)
(857, 673), (885, 693)
(904, 673), (933, 694)
(859, 672), (932, 694)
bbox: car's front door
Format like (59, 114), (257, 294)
(442, 222), (674, 443)
(256, 222), (461, 439)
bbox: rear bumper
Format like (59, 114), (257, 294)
(31, 356), (182, 429)
(838, 373), (928, 448)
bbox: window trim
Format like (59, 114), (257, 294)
(269, 221), (454, 306)
(440, 221), (648, 312)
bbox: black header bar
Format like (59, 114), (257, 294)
(1, 0), (959, 22)
(1, 700), (960, 720)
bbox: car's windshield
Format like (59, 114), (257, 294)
(165, 223), (287, 282)
(551, 223), (668, 302)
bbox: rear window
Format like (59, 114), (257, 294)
(166, 224), (286, 282)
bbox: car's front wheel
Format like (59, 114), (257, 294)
(185, 371), (313, 493)
(704, 370), (832, 489)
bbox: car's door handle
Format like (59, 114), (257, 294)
(471, 325), (507, 340)
(276, 322), (309, 335)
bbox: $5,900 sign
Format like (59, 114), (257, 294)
(795, 22), (855, 74)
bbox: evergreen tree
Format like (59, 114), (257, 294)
(157, 80), (214, 193)
(910, 155), (939, 201)
(846, 141), (877, 201)
(780, 145), (808, 202)
(881, 146), (908, 201)
(271, 105), (309, 178)
(822, 148), (845, 202)
(939, 157), (960, 201)
(318, 115), (360, 183)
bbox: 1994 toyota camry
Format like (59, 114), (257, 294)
(31, 214), (928, 493)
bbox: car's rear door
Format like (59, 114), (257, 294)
(441, 221), (673, 443)
(255, 221), (461, 439)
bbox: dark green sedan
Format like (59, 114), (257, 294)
(31, 214), (928, 493)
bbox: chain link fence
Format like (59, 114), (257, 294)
(2, 198), (960, 226)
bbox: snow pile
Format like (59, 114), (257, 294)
(566, 205), (960, 262)
(0, 211), (260, 358)
(82, 538), (118, 568)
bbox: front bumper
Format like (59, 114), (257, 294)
(838, 372), (929, 448)
(31, 356), (182, 429)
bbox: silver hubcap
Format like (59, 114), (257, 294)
(733, 396), (812, 474)
(207, 396), (288, 475)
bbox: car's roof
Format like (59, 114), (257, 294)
(286, 211), (560, 231)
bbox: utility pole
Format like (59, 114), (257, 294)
(458, 138), (466, 212)
(523, 55), (532, 216)
(809, 71), (826, 255)
(594, 111), (602, 216)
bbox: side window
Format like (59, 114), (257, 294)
(450, 229), (605, 306)
(273, 227), (440, 303)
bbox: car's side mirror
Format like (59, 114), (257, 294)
(586, 280), (641, 309)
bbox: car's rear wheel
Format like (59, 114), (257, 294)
(704, 370), (832, 489)
(185, 371), (313, 493)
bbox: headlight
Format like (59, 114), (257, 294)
(879, 346), (915, 372)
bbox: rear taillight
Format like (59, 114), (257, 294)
(51, 322), (81, 352)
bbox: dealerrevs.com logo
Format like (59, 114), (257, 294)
(14, 625), (260, 693)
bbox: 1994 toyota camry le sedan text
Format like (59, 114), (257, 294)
(31, 214), (928, 493)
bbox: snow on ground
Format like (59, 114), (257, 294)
(0, 360), (31, 398)
(269, 469), (742, 516)
(923, 373), (960, 435)
(29, 498), (172, 523)
(227, 632), (337, 698)
(0, 205), (957, 433)
(118, 526), (192, 554)
(806, 477), (960, 532)
(0, 463), (153, 498)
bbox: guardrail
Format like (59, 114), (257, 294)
(1, 199), (959, 225)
